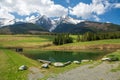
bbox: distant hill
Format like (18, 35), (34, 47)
(53, 21), (120, 33)
(0, 23), (48, 34)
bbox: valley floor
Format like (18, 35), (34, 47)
(0, 35), (120, 80)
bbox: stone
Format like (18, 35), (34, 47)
(73, 61), (80, 64)
(101, 58), (111, 61)
(41, 63), (49, 68)
(19, 65), (27, 71)
(81, 60), (90, 63)
(38, 59), (51, 64)
(53, 62), (64, 67)
(64, 61), (71, 66)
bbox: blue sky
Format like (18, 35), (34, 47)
(54, 0), (120, 24)
(0, 0), (120, 25)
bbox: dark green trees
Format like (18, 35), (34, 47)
(53, 34), (73, 45)
(76, 35), (81, 42)
(77, 31), (120, 42)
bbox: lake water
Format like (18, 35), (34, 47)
(22, 49), (114, 62)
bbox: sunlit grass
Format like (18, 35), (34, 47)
(0, 35), (54, 48)
(0, 49), (41, 80)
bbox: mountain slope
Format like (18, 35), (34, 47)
(29, 15), (54, 31)
(53, 21), (120, 33)
(0, 15), (120, 34)
(0, 23), (47, 34)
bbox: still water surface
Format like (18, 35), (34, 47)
(23, 50), (113, 62)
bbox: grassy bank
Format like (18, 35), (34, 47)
(106, 50), (120, 72)
(0, 48), (83, 80)
(44, 39), (120, 50)
(107, 50), (120, 60)
(0, 49), (41, 80)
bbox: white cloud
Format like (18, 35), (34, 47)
(70, 2), (92, 19)
(0, 7), (15, 26)
(93, 15), (100, 21)
(0, 8), (15, 19)
(70, 0), (110, 21)
(0, 0), (68, 26)
(0, 0), (119, 24)
(106, 21), (111, 23)
(114, 3), (120, 8)
(0, 0), (68, 19)
(16, 19), (24, 22)
(25, 15), (36, 22)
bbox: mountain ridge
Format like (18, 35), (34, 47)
(0, 23), (48, 34)
(0, 15), (120, 34)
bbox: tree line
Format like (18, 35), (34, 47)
(53, 34), (73, 45)
(77, 31), (120, 42)
(53, 31), (120, 45)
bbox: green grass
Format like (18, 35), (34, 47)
(0, 35), (119, 49)
(0, 35), (54, 48)
(45, 38), (120, 50)
(64, 39), (120, 46)
(0, 35), (120, 80)
(0, 49), (41, 80)
(106, 50), (120, 72)
(0, 48), (82, 80)
(106, 50), (120, 59)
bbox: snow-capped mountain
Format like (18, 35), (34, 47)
(49, 15), (84, 32)
(27, 15), (55, 32)
(0, 18), (15, 27)
(25, 15), (84, 32)
(57, 15), (84, 25)
(1, 15), (119, 34)
(0, 15), (84, 32)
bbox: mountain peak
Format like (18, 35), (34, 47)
(0, 18), (15, 27)
(59, 15), (84, 24)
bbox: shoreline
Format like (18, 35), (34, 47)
(43, 44), (120, 50)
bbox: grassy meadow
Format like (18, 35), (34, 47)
(0, 35), (53, 48)
(0, 35), (120, 80)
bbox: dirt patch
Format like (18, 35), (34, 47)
(28, 67), (44, 80)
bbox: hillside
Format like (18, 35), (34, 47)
(0, 49), (42, 80)
(0, 23), (48, 34)
(0, 15), (120, 34)
(53, 21), (120, 33)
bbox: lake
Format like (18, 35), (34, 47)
(22, 49), (114, 62)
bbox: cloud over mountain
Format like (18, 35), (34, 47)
(114, 3), (120, 8)
(70, 0), (111, 21)
(0, 0), (67, 19)
(0, 0), (120, 25)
